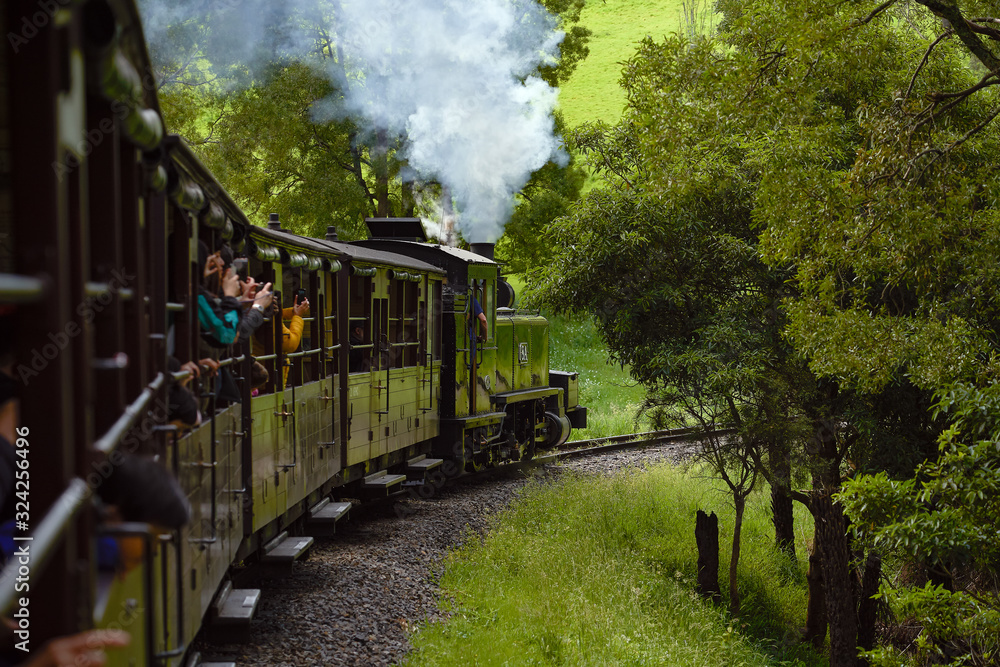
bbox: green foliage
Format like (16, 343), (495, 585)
(405, 466), (822, 666)
(536, 0), (592, 87)
(841, 382), (1000, 665)
(540, 1), (1000, 661)
(164, 61), (374, 239)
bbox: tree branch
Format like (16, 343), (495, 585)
(850, 0), (900, 28)
(915, 0), (1000, 72)
(904, 29), (953, 100)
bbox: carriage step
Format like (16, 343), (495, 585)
(362, 471), (407, 495)
(211, 581), (261, 626)
(406, 455), (443, 480)
(261, 532), (314, 564)
(309, 499), (353, 523)
(185, 651), (237, 667)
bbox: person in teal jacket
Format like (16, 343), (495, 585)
(197, 241), (241, 346)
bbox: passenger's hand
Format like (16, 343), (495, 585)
(256, 282), (274, 311)
(293, 296), (309, 318)
(24, 628), (131, 667)
(178, 361), (200, 386)
(203, 253), (223, 280)
(199, 358), (220, 377)
(222, 267), (241, 297)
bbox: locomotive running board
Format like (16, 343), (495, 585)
(491, 386), (559, 405)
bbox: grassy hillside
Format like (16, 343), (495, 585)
(558, 0), (689, 128)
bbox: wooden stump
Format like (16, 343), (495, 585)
(695, 510), (721, 602)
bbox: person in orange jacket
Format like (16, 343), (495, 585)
(252, 292), (309, 387)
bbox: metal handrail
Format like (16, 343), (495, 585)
(0, 273), (45, 303)
(0, 479), (90, 614)
(93, 373), (166, 454)
(217, 355), (245, 369)
(286, 348), (321, 359)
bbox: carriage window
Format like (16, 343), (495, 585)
(323, 271), (339, 376)
(249, 259), (279, 394)
(348, 274), (372, 373)
(485, 280), (494, 341)
(389, 277), (420, 368)
(432, 281), (442, 361)
(281, 267), (318, 387)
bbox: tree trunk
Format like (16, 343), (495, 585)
(815, 494), (859, 667)
(770, 442), (795, 557)
(695, 510), (721, 603)
(401, 179), (415, 217)
(856, 551), (881, 661)
(804, 538), (828, 647)
(374, 128), (391, 217)
(730, 496), (745, 617)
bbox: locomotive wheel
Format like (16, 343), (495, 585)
(465, 458), (488, 474)
(543, 411), (571, 448)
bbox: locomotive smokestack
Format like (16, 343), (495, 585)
(469, 243), (494, 261)
(268, 213), (281, 230)
(325, 226), (339, 241)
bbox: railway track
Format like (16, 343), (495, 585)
(545, 426), (713, 460)
(449, 426), (727, 488)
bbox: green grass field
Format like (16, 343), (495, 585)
(404, 466), (822, 667)
(548, 312), (651, 440)
(558, 0), (691, 128)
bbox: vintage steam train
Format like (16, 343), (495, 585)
(0, 0), (585, 665)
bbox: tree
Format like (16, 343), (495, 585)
(536, 0), (1000, 662)
(840, 383), (1000, 665)
(619, 1), (1000, 664)
(529, 111), (815, 624)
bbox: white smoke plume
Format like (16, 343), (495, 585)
(138, 0), (568, 243)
